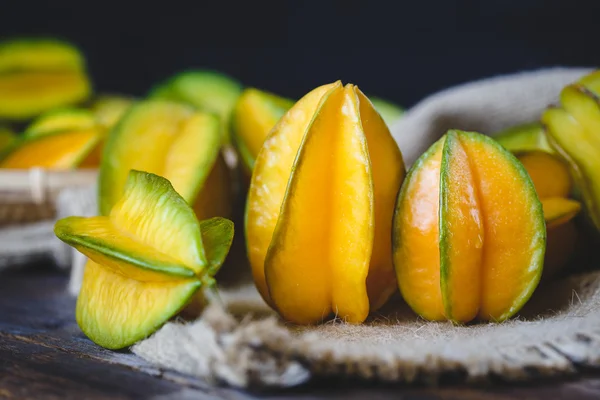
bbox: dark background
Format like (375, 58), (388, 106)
(1, 0), (599, 108)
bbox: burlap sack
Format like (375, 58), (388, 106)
(5, 67), (600, 389)
(132, 274), (600, 388)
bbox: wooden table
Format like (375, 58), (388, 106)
(1, 266), (600, 399)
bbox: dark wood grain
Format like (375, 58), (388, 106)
(1, 266), (600, 400)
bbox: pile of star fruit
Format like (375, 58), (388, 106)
(3, 38), (596, 349)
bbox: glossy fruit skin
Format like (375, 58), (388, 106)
(91, 95), (133, 129)
(0, 127), (101, 169)
(98, 100), (230, 220)
(0, 38), (91, 120)
(55, 171), (234, 349)
(494, 123), (552, 153)
(516, 151), (572, 198)
(149, 70), (242, 144)
(19, 102), (130, 169)
(76, 259), (201, 349)
(230, 88), (294, 174)
(8, 105), (106, 170)
(24, 108), (96, 138)
(542, 71), (600, 233)
(393, 130), (545, 323)
(515, 151), (581, 279)
(21, 107), (107, 168)
(246, 81), (405, 325)
(246, 83), (337, 309)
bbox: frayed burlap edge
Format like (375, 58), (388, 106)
(132, 270), (600, 389)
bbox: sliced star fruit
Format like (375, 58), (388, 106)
(55, 170), (234, 349)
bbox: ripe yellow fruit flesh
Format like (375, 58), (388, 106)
(246, 81), (405, 324)
(394, 131), (545, 323)
(55, 171), (234, 349)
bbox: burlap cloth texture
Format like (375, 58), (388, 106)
(4, 67), (600, 389)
